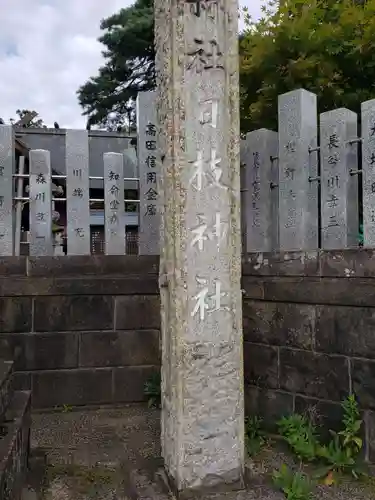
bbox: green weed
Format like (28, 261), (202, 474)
(273, 464), (314, 500)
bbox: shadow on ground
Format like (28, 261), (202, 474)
(21, 404), (375, 499)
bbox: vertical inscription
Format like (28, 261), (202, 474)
(320, 109), (358, 249)
(0, 126), (14, 255)
(362, 99), (375, 246)
(241, 129), (279, 252)
(66, 130), (90, 255)
(137, 91), (161, 254)
(155, 0), (243, 490)
(29, 149), (53, 256)
(278, 89), (318, 250)
(104, 153), (125, 255)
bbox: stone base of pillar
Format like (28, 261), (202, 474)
(163, 468), (245, 499)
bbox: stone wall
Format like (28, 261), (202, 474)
(242, 249), (375, 462)
(0, 256), (160, 409)
(3, 250), (375, 463)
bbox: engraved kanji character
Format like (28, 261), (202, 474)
(36, 173), (46, 184)
(145, 188), (158, 201)
(147, 172), (157, 184)
(110, 199), (120, 210)
(328, 134), (339, 149)
(108, 171), (120, 181)
(72, 188), (84, 198)
(146, 140), (157, 150)
(199, 99), (218, 128)
(145, 204), (157, 216)
(186, 37), (224, 73)
(146, 155), (156, 168)
(145, 123), (156, 136)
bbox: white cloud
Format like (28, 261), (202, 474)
(0, 0), (263, 129)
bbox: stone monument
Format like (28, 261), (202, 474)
(0, 126), (14, 256)
(137, 90), (161, 255)
(155, 0), (244, 495)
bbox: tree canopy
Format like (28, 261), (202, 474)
(0, 109), (47, 128)
(78, 0), (375, 132)
(77, 0), (154, 130)
(240, 0), (375, 132)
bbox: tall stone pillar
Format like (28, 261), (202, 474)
(155, 0), (244, 495)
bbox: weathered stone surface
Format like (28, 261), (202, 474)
(0, 276), (159, 297)
(27, 255), (159, 277)
(241, 129), (278, 252)
(243, 300), (315, 350)
(104, 152), (126, 255)
(242, 251), (319, 277)
(279, 348), (349, 401)
(245, 386), (293, 432)
(316, 305), (375, 358)
(79, 330), (160, 367)
(352, 359), (375, 410)
(0, 361), (13, 420)
(113, 366), (159, 403)
(155, 0), (244, 490)
(278, 89), (318, 251)
(361, 98), (375, 247)
(115, 296), (160, 330)
(0, 390), (31, 500)
(244, 343), (278, 389)
(365, 411), (375, 462)
(65, 130), (90, 255)
(137, 90), (161, 255)
(0, 297), (32, 333)
(0, 333), (78, 370)
(0, 257), (26, 276)
(29, 150), (53, 256)
(32, 368), (113, 408)
(320, 109), (358, 249)
(0, 126), (14, 256)
(261, 277), (375, 307)
(34, 296), (114, 331)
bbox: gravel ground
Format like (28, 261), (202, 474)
(21, 406), (375, 500)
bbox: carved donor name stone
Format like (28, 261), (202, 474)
(155, 0), (244, 495)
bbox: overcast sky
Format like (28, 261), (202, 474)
(0, 0), (263, 129)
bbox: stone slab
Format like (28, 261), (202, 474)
(104, 152), (126, 255)
(155, 0), (244, 492)
(361, 98), (375, 246)
(137, 90), (161, 255)
(320, 108), (358, 249)
(278, 89), (318, 251)
(241, 129), (278, 252)
(29, 150), (53, 256)
(0, 126), (14, 256)
(66, 130), (90, 255)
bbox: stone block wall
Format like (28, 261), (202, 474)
(0, 256), (160, 409)
(242, 249), (375, 462)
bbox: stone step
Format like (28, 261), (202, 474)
(0, 360), (14, 424)
(0, 390), (31, 500)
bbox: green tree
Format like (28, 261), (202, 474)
(240, 0), (375, 133)
(77, 0), (154, 130)
(8, 109), (47, 128)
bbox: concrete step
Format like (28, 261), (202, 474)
(0, 390), (31, 500)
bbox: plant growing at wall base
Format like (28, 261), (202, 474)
(245, 416), (266, 456)
(273, 464), (314, 500)
(277, 414), (320, 462)
(144, 372), (161, 408)
(316, 395), (365, 483)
